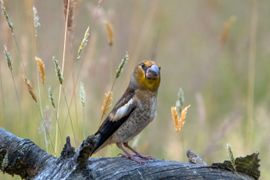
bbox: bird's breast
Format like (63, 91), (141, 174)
(138, 95), (157, 121)
(111, 95), (157, 143)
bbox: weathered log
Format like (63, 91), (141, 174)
(0, 128), (260, 180)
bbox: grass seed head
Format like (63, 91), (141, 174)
(79, 82), (86, 107)
(171, 105), (191, 133)
(3, 45), (12, 72)
(63, 0), (75, 32)
(24, 77), (38, 103)
(48, 87), (55, 109)
(104, 20), (114, 46)
(115, 52), (129, 79)
(52, 56), (64, 85)
(176, 88), (184, 112)
(100, 91), (113, 121)
(1, 0), (14, 34)
(33, 6), (41, 37)
(220, 16), (237, 44)
(171, 106), (180, 132)
(76, 26), (90, 60)
(35, 56), (46, 84)
(179, 105), (191, 128)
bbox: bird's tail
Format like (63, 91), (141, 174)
(82, 128), (113, 157)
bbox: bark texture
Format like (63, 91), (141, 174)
(0, 128), (260, 180)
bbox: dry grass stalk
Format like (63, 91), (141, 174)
(52, 56), (64, 85)
(1, 0), (14, 34)
(24, 77), (38, 103)
(76, 26), (90, 60)
(54, 0), (77, 146)
(63, 0), (75, 32)
(220, 16), (237, 44)
(100, 91), (113, 121)
(3, 45), (12, 72)
(104, 20), (114, 46)
(35, 56), (46, 84)
(32, 6), (41, 37)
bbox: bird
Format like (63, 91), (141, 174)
(89, 60), (161, 162)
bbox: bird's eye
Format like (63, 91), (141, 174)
(141, 64), (147, 71)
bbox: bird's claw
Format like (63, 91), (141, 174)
(134, 153), (154, 160)
(118, 153), (147, 164)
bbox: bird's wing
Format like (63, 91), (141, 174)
(93, 88), (137, 152)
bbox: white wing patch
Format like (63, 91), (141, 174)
(150, 96), (157, 121)
(110, 98), (134, 121)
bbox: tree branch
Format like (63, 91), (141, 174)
(0, 128), (260, 180)
(0, 128), (54, 178)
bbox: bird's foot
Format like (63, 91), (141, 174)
(119, 153), (146, 164)
(134, 153), (154, 160)
(122, 143), (154, 161)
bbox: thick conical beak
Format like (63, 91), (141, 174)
(146, 64), (160, 79)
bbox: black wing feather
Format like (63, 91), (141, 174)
(92, 88), (136, 153)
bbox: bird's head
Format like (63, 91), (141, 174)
(130, 60), (161, 92)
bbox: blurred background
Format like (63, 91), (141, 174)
(0, 0), (269, 179)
